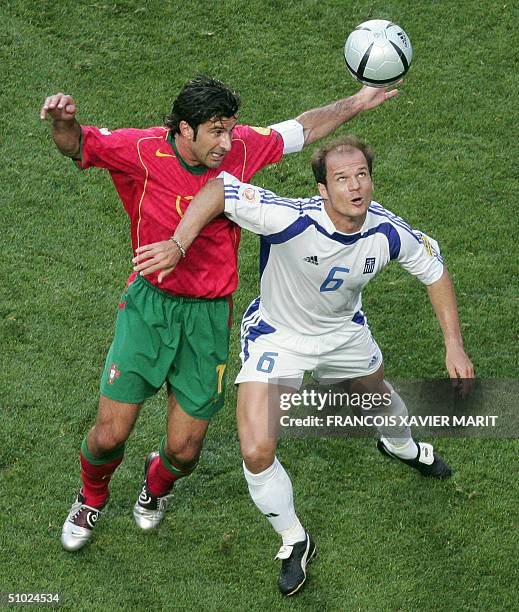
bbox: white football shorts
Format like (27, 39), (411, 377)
(236, 297), (383, 389)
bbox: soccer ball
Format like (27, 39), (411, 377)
(344, 19), (412, 87)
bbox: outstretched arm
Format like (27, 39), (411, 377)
(427, 269), (475, 383)
(132, 179), (225, 282)
(40, 93), (81, 158)
(295, 84), (399, 146)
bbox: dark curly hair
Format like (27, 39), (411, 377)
(164, 75), (240, 139)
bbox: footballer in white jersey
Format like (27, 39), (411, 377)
(132, 136), (474, 597)
(221, 171), (444, 385)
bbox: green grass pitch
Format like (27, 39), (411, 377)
(1, 1), (518, 610)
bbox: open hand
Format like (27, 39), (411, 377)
(446, 344), (475, 398)
(132, 240), (183, 283)
(356, 82), (401, 111)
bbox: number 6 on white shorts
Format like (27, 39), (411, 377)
(256, 351), (278, 373)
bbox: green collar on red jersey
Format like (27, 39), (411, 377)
(167, 131), (209, 176)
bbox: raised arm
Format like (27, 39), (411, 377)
(295, 85), (399, 147)
(40, 93), (81, 158)
(426, 269), (475, 382)
(132, 178), (225, 282)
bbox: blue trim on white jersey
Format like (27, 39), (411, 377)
(242, 296), (261, 326)
(264, 216), (401, 260)
(261, 192), (322, 212)
(259, 237), (271, 277)
(369, 203), (418, 239)
(369, 204), (443, 264)
(301, 197), (322, 210)
(225, 186), (322, 213)
(414, 231), (444, 264)
(240, 298), (277, 362)
(243, 319), (277, 362)
(225, 185), (300, 211)
(352, 310), (366, 325)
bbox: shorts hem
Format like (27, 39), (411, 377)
(313, 358), (384, 383)
(234, 373), (302, 389)
(172, 389), (225, 421)
(100, 386), (154, 405)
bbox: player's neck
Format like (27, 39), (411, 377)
(326, 209), (366, 234)
(173, 134), (201, 166)
(336, 220), (365, 233)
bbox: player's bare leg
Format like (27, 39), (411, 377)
(238, 381), (316, 596)
(164, 393), (210, 468)
(87, 395), (142, 456)
(61, 396), (141, 551)
(238, 382), (279, 472)
(133, 393), (210, 530)
(349, 365), (451, 478)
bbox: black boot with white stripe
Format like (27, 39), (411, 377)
(276, 532), (316, 596)
(377, 439), (452, 479)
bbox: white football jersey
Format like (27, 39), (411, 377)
(221, 172), (444, 336)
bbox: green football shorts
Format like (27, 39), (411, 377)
(100, 274), (230, 419)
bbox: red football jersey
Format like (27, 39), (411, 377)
(77, 124), (284, 297)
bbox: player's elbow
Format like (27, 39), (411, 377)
(202, 177), (225, 202)
(58, 145), (81, 159)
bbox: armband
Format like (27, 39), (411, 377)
(269, 119), (305, 154)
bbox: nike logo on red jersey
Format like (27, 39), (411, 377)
(155, 149), (176, 158)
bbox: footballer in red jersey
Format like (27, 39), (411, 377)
(40, 75), (398, 555)
(76, 122), (283, 298)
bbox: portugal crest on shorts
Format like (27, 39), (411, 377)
(108, 364), (120, 385)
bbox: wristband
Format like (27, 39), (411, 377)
(169, 236), (186, 258)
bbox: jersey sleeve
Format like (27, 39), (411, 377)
(220, 171), (303, 237)
(395, 224), (445, 285)
(232, 125), (284, 181)
(75, 126), (143, 173)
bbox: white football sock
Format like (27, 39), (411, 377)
(279, 519), (306, 547)
(243, 458), (306, 545)
(380, 436), (419, 460)
(369, 382), (418, 459)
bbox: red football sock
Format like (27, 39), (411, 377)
(146, 454), (179, 497)
(80, 450), (123, 509)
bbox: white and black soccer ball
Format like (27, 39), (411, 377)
(344, 19), (412, 87)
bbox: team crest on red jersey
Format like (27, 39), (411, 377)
(108, 364), (120, 384)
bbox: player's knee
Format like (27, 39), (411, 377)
(164, 438), (201, 471)
(90, 426), (127, 455)
(241, 442), (276, 474)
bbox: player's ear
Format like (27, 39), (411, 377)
(317, 182), (328, 200)
(179, 120), (194, 141)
